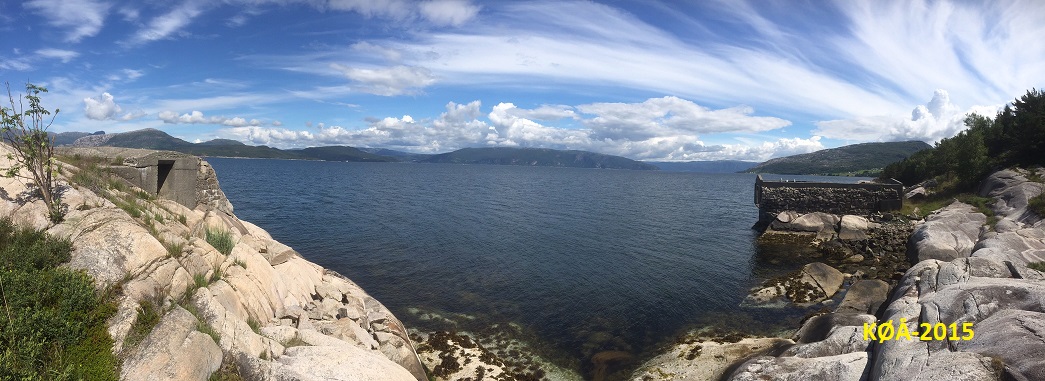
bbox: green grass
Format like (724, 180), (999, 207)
(1029, 262), (1045, 272)
(164, 240), (185, 258)
(178, 214), (187, 225)
(124, 299), (161, 349)
(193, 273), (208, 289)
(247, 317), (261, 334)
(206, 227), (235, 256)
(209, 266), (224, 284)
(233, 259), (247, 269)
(1029, 193), (1045, 217)
(956, 194), (999, 228)
(0, 217), (119, 380)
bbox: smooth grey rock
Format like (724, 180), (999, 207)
(121, 307), (222, 381)
(910, 202), (986, 262)
(728, 352), (869, 381)
(836, 279), (890, 314)
(839, 215), (875, 240)
(801, 262), (845, 300)
(956, 309), (1045, 381)
(793, 313), (876, 344)
(784, 325), (869, 358)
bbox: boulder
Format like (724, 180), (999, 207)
(121, 307), (223, 381)
(839, 215), (876, 241)
(835, 279), (890, 314)
(728, 351), (869, 381)
(799, 262), (844, 301)
(630, 337), (793, 381)
(793, 313), (876, 344)
(909, 202), (986, 262)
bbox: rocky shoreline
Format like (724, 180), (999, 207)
(4, 144), (1041, 381)
(630, 167), (1045, 381)
(1, 146), (427, 380)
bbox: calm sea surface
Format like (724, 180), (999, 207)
(207, 158), (867, 368)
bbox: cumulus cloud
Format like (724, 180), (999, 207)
(216, 97), (799, 160)
(330, 64), (436, 96)
(814, 89), (1003, 143)
(158, 110), (270, 127)
(418, 0), (479, 26)
(25, 0), (110, 42)
(84, 93), (123, 120)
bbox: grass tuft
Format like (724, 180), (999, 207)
(206, 227), (235, 256)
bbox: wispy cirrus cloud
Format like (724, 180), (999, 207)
(24, 0), (111, 42)
(125, 0), (207, 46)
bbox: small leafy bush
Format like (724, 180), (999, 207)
(1029, 193), (1045, 218)
(1029, 262), (1045, 272)
(0, 218), (118, 380)
(206, 227), (235, 256)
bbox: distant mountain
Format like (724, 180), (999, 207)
(287, 146), (398, 162)
(198, 138), (246, 146)
(52, 131), (104, 146)
(745, 141), (932, 176)
(420, 147), (658, 170)
(358, 147), (433, 162)
(649, 160), (757, 173)
(71, 129), (398, 162)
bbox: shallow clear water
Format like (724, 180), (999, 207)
(207, 158), (867, 368)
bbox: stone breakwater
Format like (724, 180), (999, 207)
(754, 176), (903, 229)
(633, 168), (1045, 381)
(0, 146), (425, 381)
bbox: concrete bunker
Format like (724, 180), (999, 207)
(58, 147), (202, 209)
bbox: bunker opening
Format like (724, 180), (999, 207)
(157, 160), (175, 197)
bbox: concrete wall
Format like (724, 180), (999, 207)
(58, 147), (223, 211)
(755, 175), (903, 223)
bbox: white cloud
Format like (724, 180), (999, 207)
(25, 0), (110, 42)
(351, 41), (403, 62)
(418, 0), (479, 26)
(158, 110), (274, 127)
(330, 64), (436, 96)
(577, 96), (790, 141)
(127, 1), (205, 45)
(814, 89), (1003, 143)
(35, 48), (79, 63)
(216, 97), (797, 160)
(504, 105), (577, 121)
(83, 92), (122, 120)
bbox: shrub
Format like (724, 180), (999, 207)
(206, 227), (235, 256)
(1030, 193), (1045, 218)
(0, 218), (117, 380)
(0, 82), (64, 223)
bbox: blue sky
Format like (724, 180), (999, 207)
(1, 0), (1042, 161)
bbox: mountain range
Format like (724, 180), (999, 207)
(744, 141), (932, 176)
(59, 128), (929, 174)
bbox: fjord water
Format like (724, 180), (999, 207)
(208, 159), (833, 366)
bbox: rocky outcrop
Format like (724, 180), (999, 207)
(0, 145), (424, 381)
(744, 262), (845, 307)
(872, 168), (1045, 381)
(721, 168), (1045, 381)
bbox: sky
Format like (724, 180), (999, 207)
(1, 0), (1043, 162)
